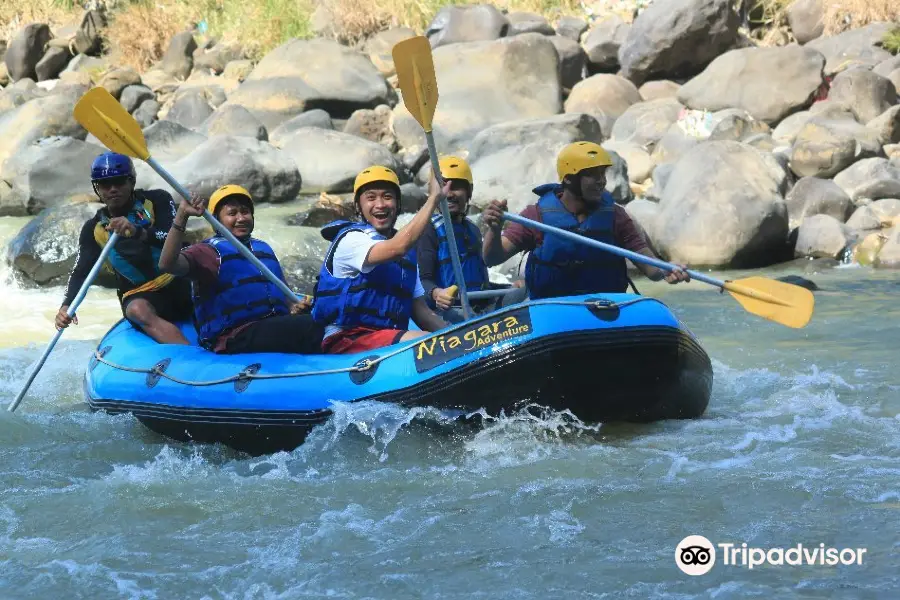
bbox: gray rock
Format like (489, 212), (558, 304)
(74, 9), (105, 56)
(806, 23), (894, 74)
(0, 80), (43, 115)
(623, 199), (660, 251)
(833, 158), (900, 202)
(874, 56), (900, 79)
(638, 80), (681, 101)
(279, 127), (405, 194)
(603, 140), (655, 183)
(583, 16), (630, 73)
(0, 136), (100, 216)
(225, 38), (392, 130)
(870, 198), (900, 221)
(399, 182), (428, 213)
(827, 69), (897, 124)
(677, 46), (825, 125)
(465, 113), (605, 213)
(160, 31), (197, 79)
(222, 59), (254, 82)
(786, 0), (824, 44)
(556, 16), (589, 42)
(133, 99), (160, 128)
(745, 133), (777, 152)
(605, 149), (634, 205)
(392, 34), (561, 154)
(564, 74), (641, 138)
(164, 91), (214, 129)
(200, 104), (268, 140)
(618, 0), (740, 85)
(875, 226), (900, 268)
(343, 104), (396, 150)
(708, 110), (772, 141)
(845, 204), (883, 231)
(794, 214), (852, 259)
(648, 162), (674, 200)
(784, 176), (852, 229)
(548, 35), (586, 93)
(789, 117), (882, 178)
(650, 123), (701, 164)
(655, 141), (790, 267)
(808, 99), (856, 121)
(5, 201), (105, 285)
(99, 68), (142, 100)
(772, 111), (813, 144)
(269, 109), (334, 147)
(867, 106), (900, 145)
(35, 47), (71, 82)
(193, 41), (243, 74)
(119, 84), (154, 114)
(426, 4), (510, 48)
(610, 98), (684, 150)
(4, 24), (52, 82)
(287, 194), (356, 227)
(61, 53), (107, 75)
(0, 89), (87, 172)
(506, 12), (554, 36)
(144, 120), (208, 162)
(363, 27), (416, 77)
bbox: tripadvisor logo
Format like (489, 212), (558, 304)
(675, 535), (868, 575)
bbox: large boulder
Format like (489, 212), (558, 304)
(794, 214), (853, 259)
(5, 201), (105, 285)
(199, 104), (268, 140)
(676, 46), (825, 125)
(392, 34), (561, 154)
(564, 74), (641, 138)
(654, 141), (790, 267)
(506, 12), (554, 36)
(583, 16), (630, 73)
(224, 38), (392, 130)
(4, 24), (52, 82)
(602, 140), (655, 183)
(556, 17), (588, 42)
(35, 47), (72, 82)
(278, 127), (405, 194)
(144, 120), (207, 162)
(425, 4), (510, 48)
(269, 110), (334, 147)
(786, 0), (824, 44)
(784, 176), (851, 229)
(772, 110), (813, 145)
(868, 105), (900, 145)
(618, 0), (740, 85)
(832, 158), (900, 202)
(875, 226), (900, 268)
(845, 204), (882, 232)
(465, 113), (605, 213)
(363, 27), (416, 78)
(707, 109), (771, 142)
(548, 35), (586, 94)
(137, 136), (301, 203)
(789, 117), (882, 178)
(0, 90), (87, 171)
(806, 23), (894, 74)
(119, 84), (154, 114)
(0, 136), (101, 216)
(609, 98), (684, 150)
(99, 68), (142, 100)
(639, 80), (681, 102)
(74, 9), (105, 56)
(827, 69), (897, 125)
(160, 31), (197, 80)
(133, 99), (160, 128)
(343, 104), (396, 150)
(163, 91), (214, 129)
(193, 41), (243, 75)
(0, 79), (44, 114)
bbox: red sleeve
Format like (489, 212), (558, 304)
(181, 244), (219, 293)
(501, 205), (541, 251)
(614, 205), (649, 253)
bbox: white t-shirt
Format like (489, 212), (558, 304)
(324, 230), (425, 338)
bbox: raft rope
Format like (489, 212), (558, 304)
(90, 297), (658, 387)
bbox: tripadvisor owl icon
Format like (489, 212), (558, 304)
(676, 535), (716, 575)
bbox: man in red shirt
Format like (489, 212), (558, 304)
(481, 141), (689, 299)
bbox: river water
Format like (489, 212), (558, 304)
(0, 206), (898, 598)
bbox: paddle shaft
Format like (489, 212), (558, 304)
(467, 288), (520, 299)
(146, 157), (300, 304)
(424, 133), (473, 319)
(8, 232), (120, 413)
(500, 212), (726, 289)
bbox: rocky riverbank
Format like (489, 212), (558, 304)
(2, 0), (900, 289)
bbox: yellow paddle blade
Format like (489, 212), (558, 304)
(73, 87), (150, 160)
(723, 276), (815, 329)
(392, 36), (438, 133)
(446, 285), (459, 298)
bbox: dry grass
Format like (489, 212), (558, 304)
(103, 0), (192, 72)
(1, 0), (81, 44)
(822, 0), (900, 36)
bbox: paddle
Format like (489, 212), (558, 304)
(446, 285), (521, 300)
(72, 87), (300, 304)
(7, 233), (120, 413)
(501, 212), (815, 329)
(392, 36), (473, 320)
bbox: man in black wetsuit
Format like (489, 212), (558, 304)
(54, 151), (193, 344)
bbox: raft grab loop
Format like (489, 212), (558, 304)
(91, 298), (653, 387)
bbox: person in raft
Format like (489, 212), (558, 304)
(55, 151), (193, 344)
(481, 141), (690, 299)
(157, 184), (325, 354)
(311, 165), (451, 354)
(416, 155), (522, 323)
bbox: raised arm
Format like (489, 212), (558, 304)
(158, 194), (205, 276)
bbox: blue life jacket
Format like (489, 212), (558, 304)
(431, 213), (488, 291)
(524, 184), (627, 299)
(312, 220), (418, 331)
(93, 191), (165, 286)
(193, 236), (290, 348)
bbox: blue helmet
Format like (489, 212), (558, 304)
(91, 152), (135, 181)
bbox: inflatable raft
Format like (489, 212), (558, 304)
(84, 293), (713, 454)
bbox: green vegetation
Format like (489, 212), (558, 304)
(882, 26), (900, 55)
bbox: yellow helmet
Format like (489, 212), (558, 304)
(557, 142), (613, 180)
(209, 184), (253, 217)
(353, 166), (401, 196)
(439, 155), (473, 185)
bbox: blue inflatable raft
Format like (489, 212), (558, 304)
(84, 293), (713, 454)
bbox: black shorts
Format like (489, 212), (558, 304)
(121, 278), (194, 326)
(221, 314), (325, 355)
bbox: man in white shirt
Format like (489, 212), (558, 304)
(311, 166), (451, 354)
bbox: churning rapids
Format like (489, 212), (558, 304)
(0, 206), (898, 599)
